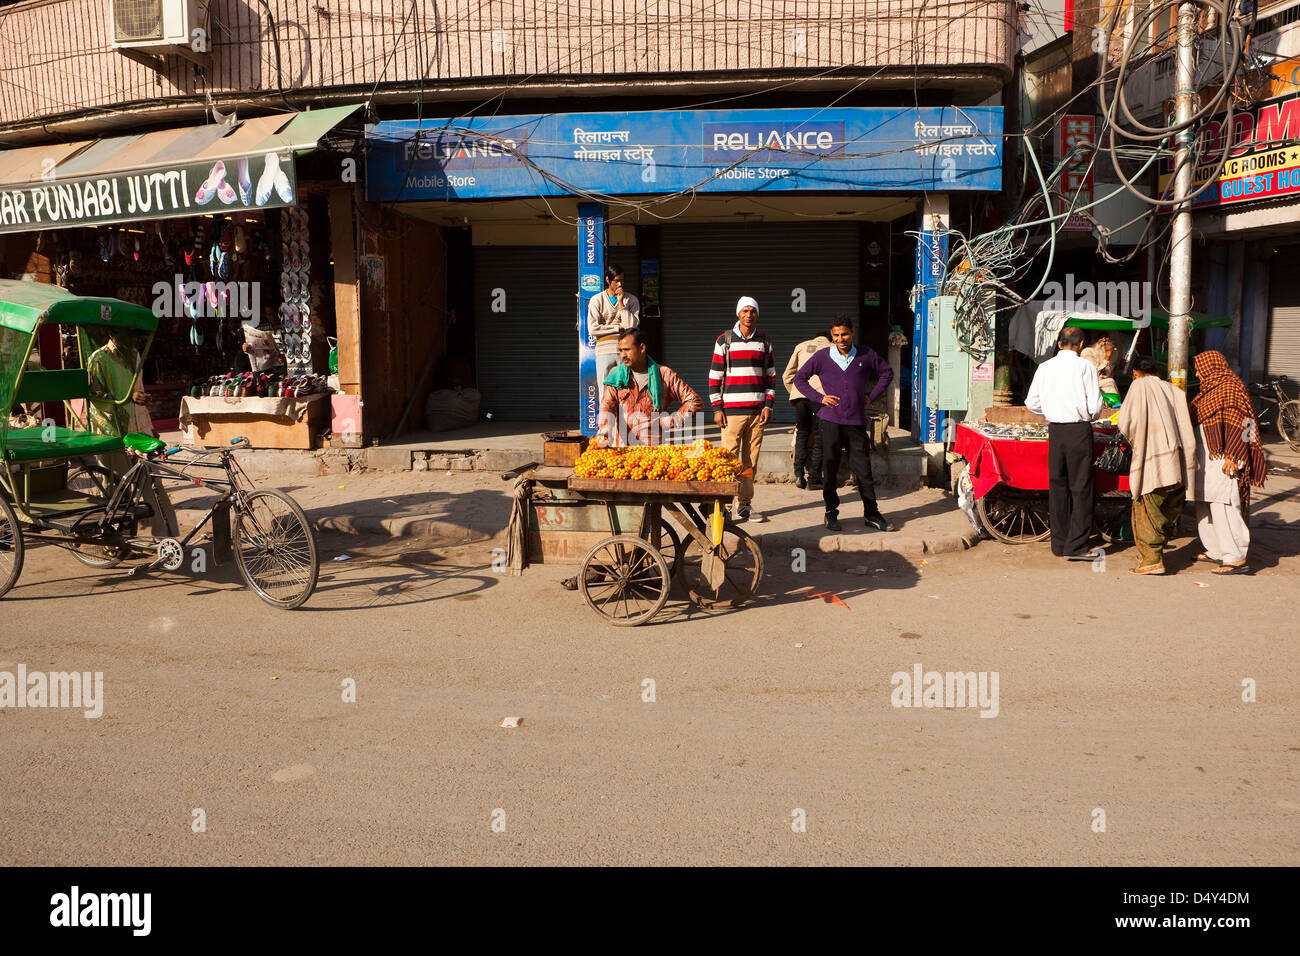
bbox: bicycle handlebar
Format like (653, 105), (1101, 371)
(1251, 378), (1288, 391)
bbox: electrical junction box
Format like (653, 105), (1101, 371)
(927, 296), (970, 411)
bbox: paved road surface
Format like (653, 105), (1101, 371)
(1, 463), (1297, 865)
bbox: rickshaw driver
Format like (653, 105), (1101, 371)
(84, 328), (159, 491)
(85, 328), (140, 437)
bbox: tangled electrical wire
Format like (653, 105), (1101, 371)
(935, 0), (1258, 363)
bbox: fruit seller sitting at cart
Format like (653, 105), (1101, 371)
(597, 328), (702, 447)
(793, 315), (895, 533)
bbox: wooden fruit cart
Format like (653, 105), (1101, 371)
(504, 464), (764, 626)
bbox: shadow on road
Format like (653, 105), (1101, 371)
(305, 541), (500, 611)
(650, 549), (923, 625)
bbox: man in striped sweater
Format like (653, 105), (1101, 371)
(709, 296), (776, 521)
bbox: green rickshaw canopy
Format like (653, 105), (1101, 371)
(1146, 310), (1233, 331)
(1054, 310), (1232, 333)
(0, 279), (158, 334)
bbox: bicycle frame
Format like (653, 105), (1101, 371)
(1250, 380), (1288, 429)
(28, 446), (248, 562)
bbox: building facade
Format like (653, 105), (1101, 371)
(0, 1), (1020, 442)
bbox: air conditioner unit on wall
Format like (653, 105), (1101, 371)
(110, 0), (207, 52)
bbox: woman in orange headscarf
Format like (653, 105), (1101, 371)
(1190, 351), (1267, 574)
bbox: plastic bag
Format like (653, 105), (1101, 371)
(1094, 432), (1132, 474)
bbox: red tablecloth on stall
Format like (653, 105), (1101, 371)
(954, 422), (1129, 498)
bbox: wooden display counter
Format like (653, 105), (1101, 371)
(180, 393), (330, 450)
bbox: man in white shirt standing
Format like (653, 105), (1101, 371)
(1025, 325), (1104, 559)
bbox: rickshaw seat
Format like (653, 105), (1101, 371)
(4, 427), (124, 462)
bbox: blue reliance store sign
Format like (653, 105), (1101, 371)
(366, 106), (1003, 200)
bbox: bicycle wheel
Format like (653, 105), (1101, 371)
(233, 489), (318, 609)
(1279, 400), (1300, 450)
(0, 495), (24, 598)
(62, 465), (129, 568)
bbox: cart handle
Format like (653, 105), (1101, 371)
(501, 460), (540, 481)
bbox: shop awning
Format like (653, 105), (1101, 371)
(0, 104), (360, 236)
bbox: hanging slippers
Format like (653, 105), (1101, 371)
(1212, 562), (1250, 575)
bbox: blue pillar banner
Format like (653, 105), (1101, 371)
(912, 222), (949, 443)
(578, 202), (606, 435)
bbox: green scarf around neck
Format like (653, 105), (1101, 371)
(604, 357), (665, 411)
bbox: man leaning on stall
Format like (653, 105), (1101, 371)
(1025, 325), (1105, 559)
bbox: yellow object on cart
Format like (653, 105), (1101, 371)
(710, 501), (725, 547)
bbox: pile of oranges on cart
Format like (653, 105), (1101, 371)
(573, 439), (742, 482)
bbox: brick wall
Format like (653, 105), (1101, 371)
(0, 1), (1017, 128)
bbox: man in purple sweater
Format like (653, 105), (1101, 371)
(794, 316), (895, 532)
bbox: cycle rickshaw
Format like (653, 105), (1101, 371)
(0, 280), (317, 609)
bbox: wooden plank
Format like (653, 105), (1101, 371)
(329, 187), (361, 394)
(187, 397), (330, 450)
(567, 477), (740, 496)
(526, 529), (612, 565)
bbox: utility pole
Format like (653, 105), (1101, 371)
(1167, 1), (1198, 390)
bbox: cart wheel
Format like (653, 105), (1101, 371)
(579, 534), (671, 627)
(0, 495), (25, 599)
(976, 485), (1051, 544)
(234, 489), (319, 610)
(658, 519), (685, 579)
(677, 521), (763, 608)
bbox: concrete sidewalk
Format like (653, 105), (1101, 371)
(168, 419), (929, 489)
(224, 465), (979, 559)
(184, 436), (1298, 563)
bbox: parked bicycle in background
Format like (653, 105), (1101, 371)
(1249, 375), (1300, 450)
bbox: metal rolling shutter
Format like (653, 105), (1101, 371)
(659, 222), (860, 424)
(474, 245), (637, 421)
(1267, 256), (1300, 385)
